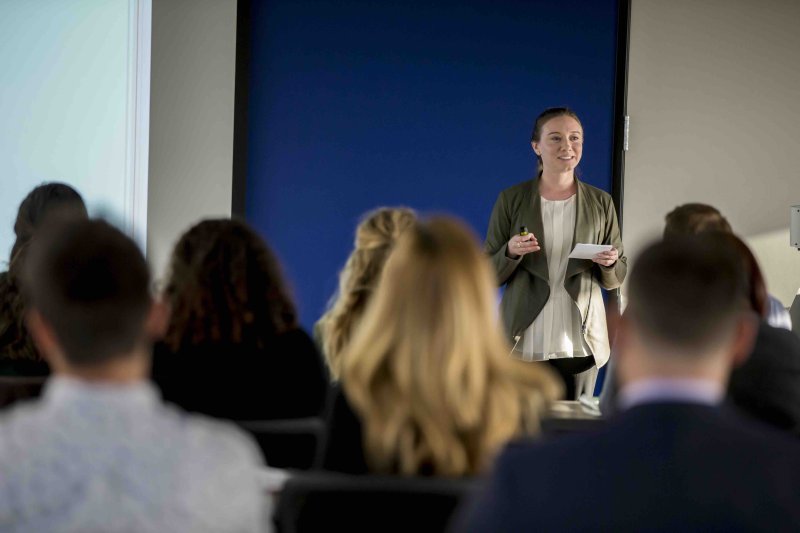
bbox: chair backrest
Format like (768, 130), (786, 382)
(0, 376), (46, 409)
(275, 471), (476, 533)
(236, 418), (325, 471)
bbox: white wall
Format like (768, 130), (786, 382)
(624, 0), (800, 306)
(147, 0), (237, 281)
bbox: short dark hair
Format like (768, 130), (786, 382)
(23, 219), (151, 366)
(663, 203), (732, 239)
(627, 235), (750, 354)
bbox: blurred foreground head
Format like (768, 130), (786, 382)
(619, 235), (757, 383)
(163, 218), (297, 351)
(319, 206), (416, 379)
(341, 216), (561, 476)
(23, 219), (153, 372)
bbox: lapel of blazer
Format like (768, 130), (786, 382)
(520, 180), (549, 283)
(565, 179), (595, 280)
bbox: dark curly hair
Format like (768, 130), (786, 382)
(162, 219), (298, 351)
(0, 183), (87, 361)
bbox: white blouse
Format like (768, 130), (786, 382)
(517, 195), (591, 362)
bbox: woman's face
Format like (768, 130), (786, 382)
(531, 115), (583, 174)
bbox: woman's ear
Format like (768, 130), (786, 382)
(531, 141), (540, 156)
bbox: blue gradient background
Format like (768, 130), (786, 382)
(245, 0), (620, 328)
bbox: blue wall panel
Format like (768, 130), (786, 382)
(245, 0), (619, 328)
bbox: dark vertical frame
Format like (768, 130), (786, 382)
(601, 0), (631, 393)
(611, 0), (631, 228)
(231, 0), (252, 217)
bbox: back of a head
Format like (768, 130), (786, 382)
(23, 219), (151, 366)
(627, 235), (750, 356)
(342, 216), (560, 476)
(663, 203), (732, 239)
(163, 218), (297, 350)
(11, 182), (88, 265)
(320, 207), (416, 378)
(1, 183), (87, 362)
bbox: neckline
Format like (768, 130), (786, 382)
(541, 194), (576, 203)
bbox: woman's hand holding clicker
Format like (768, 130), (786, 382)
(506, 233), (540, 259)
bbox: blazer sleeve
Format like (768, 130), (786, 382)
(596, 198), (627, 290)
(484, 191), (523, 286)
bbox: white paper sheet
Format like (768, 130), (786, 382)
(568, 243), (612, 260)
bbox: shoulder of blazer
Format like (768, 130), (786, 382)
(500, 179), (536, 198)
(498, 179), (536, 206)
(577, 180), (613, 208)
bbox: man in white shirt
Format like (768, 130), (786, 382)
(0, 218), (269, 532)
(457, 235), (800, 532)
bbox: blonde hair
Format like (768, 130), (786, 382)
(341, 217), (562, 476)
(318, 207), (416, 379)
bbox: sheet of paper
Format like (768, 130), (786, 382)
(568, 243), (612, 260)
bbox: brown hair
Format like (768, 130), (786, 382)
(0, 183), (87, 361)
(663, 203), (732, 239)
(341, 217), (562, 476)
(530, 107), (583, 178)
(317, 207), (416, 380)
(23, 219), (151, 366)
(162, 219), (297, 351)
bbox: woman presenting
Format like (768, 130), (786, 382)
(485, 107), (626, 399)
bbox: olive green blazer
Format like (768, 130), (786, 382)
(484, 179), (626, 368)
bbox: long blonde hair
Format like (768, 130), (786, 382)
(318, 207), (416, 379)
(341, 216), (562, 476)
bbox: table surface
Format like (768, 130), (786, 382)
(548, 400), (603, 420)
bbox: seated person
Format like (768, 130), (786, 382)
(318, 216), (562, 476)
(602, 205), (800, 436)
(663, 203), (790, 329)
(0, 182), (87, 376)
(457, 236), (800, 532)
(315, 207), (416, 380)
(151, 219), (327, 420)
(0, 218), (267, 532)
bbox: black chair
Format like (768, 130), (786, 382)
(274, 471), (477, 533)
(0, 376), (46, 409)
(236, 418), (325, 470)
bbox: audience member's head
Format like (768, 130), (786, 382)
(163, 218), (297, 351)
(662, 203), (768, 319)
(0, 182), (88, 363)
(663, 203), (732, 239)
(317, 207), (416, 379)
(341, 216), (562, 477)
(713, 232), (769, 318)
(618, 235), (757, 387)
(23, 219), (157, 379)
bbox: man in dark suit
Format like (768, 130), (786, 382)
(457, 236), (800, 532)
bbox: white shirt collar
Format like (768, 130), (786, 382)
(43, 375), (159, 408)
(619, 377), (724, 410)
